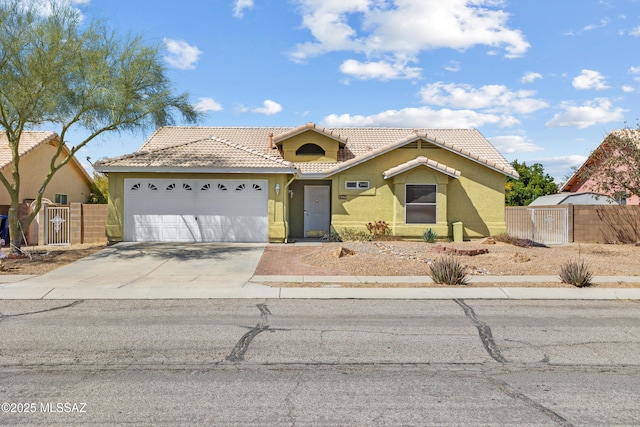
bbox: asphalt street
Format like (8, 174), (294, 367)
(0, 299), (639, 425)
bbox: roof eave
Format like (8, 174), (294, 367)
(93, 166), (298, 174)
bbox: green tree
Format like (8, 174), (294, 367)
(0, 0), (199, 251)
(505, 160), (558, 206)
(86, 172), (108, 204)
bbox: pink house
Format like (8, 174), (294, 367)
(561, 129), (640, 205)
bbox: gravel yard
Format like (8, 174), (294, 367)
(298, 240), (640, 277)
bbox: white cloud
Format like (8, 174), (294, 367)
(629, 26), (640, 36)
(532, 155), (588, 182)
(194, 97), (223, 113)
(253, 100), (283, 115)
(488, 135), (544, 154)
(443, 61), (461, 72)
(583, 18), (610, 32)
(521, 71), (542, 84)
(24, 0), (86, 18)
(572, 69), (609, 90)
(163, 38), (202, 70)
(629, 66), (640, 74)
(622, 85), (635, 93)
(420, 82), (548, 114)
(339, 59), (421, 80)
(545, 98), (625, 129)
(322, 106), (505, 129)
(290, 0), (530, 76)
(233, 0), (254, 18)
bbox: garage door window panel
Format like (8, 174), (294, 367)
(406, 184), (437, 224)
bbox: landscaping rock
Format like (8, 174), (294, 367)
(432, 246), (489, 256)
(334, 246), (355, 258)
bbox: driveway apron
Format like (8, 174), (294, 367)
(15, 242), (267, 289)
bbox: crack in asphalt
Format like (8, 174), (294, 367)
(454, 299), (508, 364)
(226, 304), (271, 362)
(0, 300), (84, 325)
(488, 377), (574, 427)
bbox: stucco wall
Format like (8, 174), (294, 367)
(280, 131), (341, 162)
(329, 146), (507, 239)
(566, 177), (640, 205)
(0, 143), (91, 205)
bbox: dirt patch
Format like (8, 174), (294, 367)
(0, 244), (106, 275)
(296, 241), (640, 278)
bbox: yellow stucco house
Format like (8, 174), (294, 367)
(0, 131), (93, 207)
(94, 123), (519, 243)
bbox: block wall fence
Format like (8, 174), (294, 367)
(0, 203), (107, 246)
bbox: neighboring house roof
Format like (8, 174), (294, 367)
(0, 131), (92, 183)
(0, 131), (57, 168)
(95, 124), (518, 178)
(561, 128), (640, 192)
(528, 192), (618, 206)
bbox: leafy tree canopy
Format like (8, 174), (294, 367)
(505, 160), (558, 206)
(0, 0), (200, 250)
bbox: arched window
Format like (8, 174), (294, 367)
(296, 143), (325, 156)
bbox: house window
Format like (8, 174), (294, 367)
(345, 181), (369, 189)
(405, 184), (437, 224)
(296, 144), (325, 156)
(54, 194), (68, 204)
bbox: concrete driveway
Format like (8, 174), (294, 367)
(16, 242), (267, 291)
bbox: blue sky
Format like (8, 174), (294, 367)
(63, 0), (640, 182)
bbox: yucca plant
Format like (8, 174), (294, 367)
(422, 228), (437, 243)
(559, 259), (593, 287)
(429, 256), (469, 285)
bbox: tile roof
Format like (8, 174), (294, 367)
(383, 156), (461, 179)
(96, 125), (518, 178)
(0, 131), (57, 168)
(96, 136), (295, 171)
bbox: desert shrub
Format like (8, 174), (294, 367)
(339, 228), (371, 242)
(366, 220), (391, 240)
(559, 259), (593, 287)
(321, 231), (342, 242)
(422, 228), (437, 243)
(429, 256), (469, 285)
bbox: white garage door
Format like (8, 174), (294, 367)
(124, 179), (269, 242)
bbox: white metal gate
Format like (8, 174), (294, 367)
(45, 206), (70, 245)
(506, 207), (568, 245)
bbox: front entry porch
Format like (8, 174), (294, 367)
(288, 180), (332, 239)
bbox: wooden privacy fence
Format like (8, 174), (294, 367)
(505, 207), (569, 245)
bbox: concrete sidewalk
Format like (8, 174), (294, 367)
(1, 272), (640, 300)
(1, 241), (639, 300)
